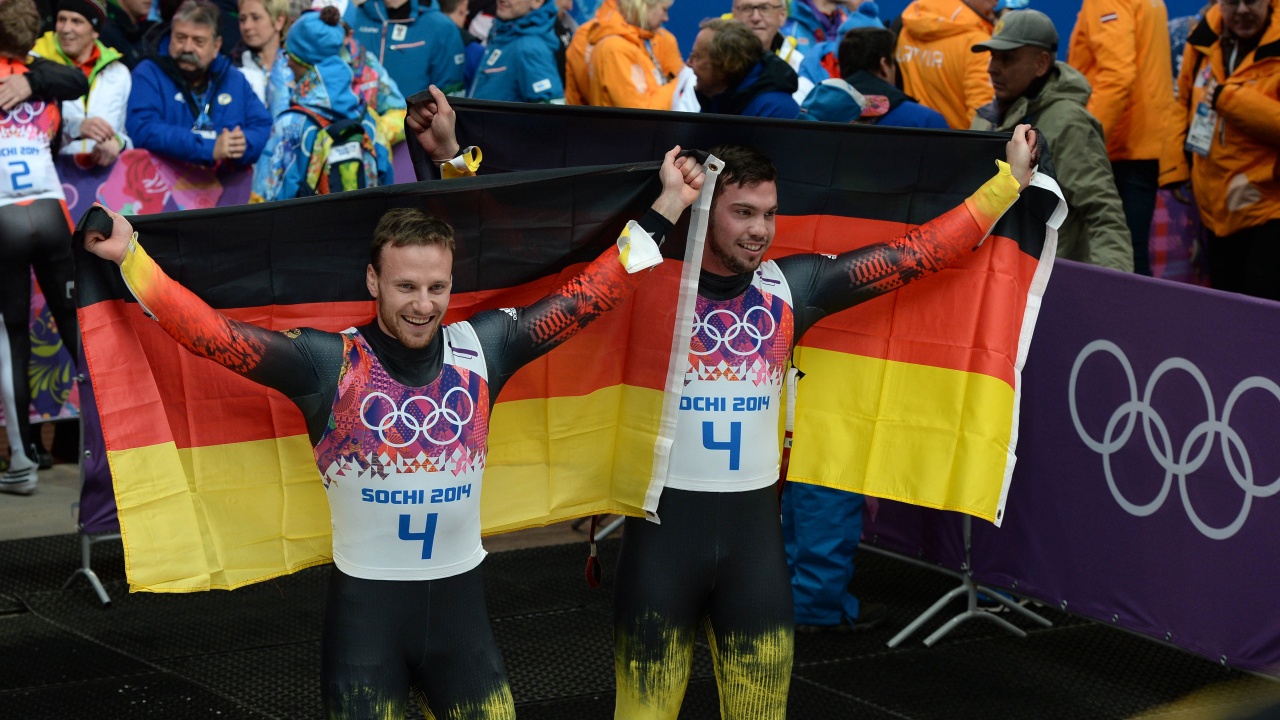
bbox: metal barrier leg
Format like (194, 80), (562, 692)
(63, 532), (120, 607)
(595, 516), (626, 540)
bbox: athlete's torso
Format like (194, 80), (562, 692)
(0, 59), (63, 206)
(667, 261), (795, 492)
(315, 325), (492, 581)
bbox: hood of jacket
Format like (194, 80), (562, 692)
(491, 0), (559, 51)
(901, 0), (991, 42)
(975, 61), (1090, 129)
(845, 69), (911, 113)
(292, 55), (359, 120)
(700, 52), (799, 115)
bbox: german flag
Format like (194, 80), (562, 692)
(76, 163), (709, 592)
(442, 99), (1066, 525)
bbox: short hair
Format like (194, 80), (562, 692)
(0, 0), (42, 57)
(238, 0), (289, 23)
(172, 0), (221, 36)
(708, 144), (777, 196)
(370, 208), (457, 272)
(617, 0), (667, 28)
(838, 26), (896, 80)
(699, 18), (764, 83)
(437, 0), (465, 14)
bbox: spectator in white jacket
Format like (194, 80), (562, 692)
(31, 0), (132, 166)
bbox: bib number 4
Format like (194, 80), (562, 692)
(399, 513), (439, 559)
(702, 421), (742, 471)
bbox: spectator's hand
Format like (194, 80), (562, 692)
(651, 145), (706, 223)
(406, 85), (460, 163)
(1006, 124), (1036, 191)
(82, 203), (133, 265)
(214, 126), (247, 161)
(91, 135), (121, 167)
(0, 73), (34, 111)
(79, 117), (116, 143)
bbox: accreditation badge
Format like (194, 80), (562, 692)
(1185, 102), (1217, 157)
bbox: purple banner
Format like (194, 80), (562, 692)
(869, 261), (1280, 674)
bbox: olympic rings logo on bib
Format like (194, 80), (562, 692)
(360, 388), (475, 447)
(692, 306), (777, 357)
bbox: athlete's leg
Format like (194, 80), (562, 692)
(409, 564), (514, 720)
(322, 569), (413, 719)
(0, 203), (37, 489)
(27, 199), (79, 359)
(613, 488), (716, 720)
(704, 486), (793, 720)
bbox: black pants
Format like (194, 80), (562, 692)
(1111, 159), (1159, 276)
(1206, 220), (1280, 302)
(613, 486), (793, 719)
(0, 200), (78, 461)
(322, 564), (515, 720)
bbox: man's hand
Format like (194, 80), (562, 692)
(213, 126), (247, 161)
(79, 117), (116, 143)
(406, 85), (461, 163)
(651, 145), (706, 224)
(0, 73), (34, 111)
(91, 135), (122, 166)
(83, 204), (134, 265)
(1005, 123), (1037, 191)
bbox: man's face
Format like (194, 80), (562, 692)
(731, 0), (786, 48)
(703, 180), (778, 276)
(496, 0), (543, 20)
(238, 0), (283, 52)
(987, 45), (1049, 104)
(170, 20), (221, 78)
(1220, 0), (1270, 41)
(643, 0), (671, 31)
(367, 243), (454, 349)
(688, 29), (728, 95)
(56, 11), (98, 60)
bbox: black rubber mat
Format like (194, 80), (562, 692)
(0, 532), (1259, 719)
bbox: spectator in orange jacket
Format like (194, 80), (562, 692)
(583, 0), (682, 109)
(895, 0), (995, 129)
(564, 0), (615, 104)
(1167, 0), (1280, 300)
(1068, 0), (1182, 276)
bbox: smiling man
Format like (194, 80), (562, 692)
(468, 0), (564, 102)
(611, 131), (1038, 719)
(31, 0), (134, 166)
(82, 137), (704, 718)
(125, 0), (271, 167)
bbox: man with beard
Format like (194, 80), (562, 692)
(611, 129), (1037, 718)
(126, 0), (270, 167)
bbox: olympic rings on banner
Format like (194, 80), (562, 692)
(691, 306), (776, 357)
(1068, 339), (1280, 540)
(360, 388), (475, 448)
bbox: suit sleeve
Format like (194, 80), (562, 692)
(1053, 117), (1135, 272)
(781, 162), (1022, 334)
(1078, 3), (1138, 141)
(24, 57), (90, 101)
(127, 63), (217, 164)
(1215, 79), (1280, 147)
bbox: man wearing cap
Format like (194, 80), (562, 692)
(251, 6), (393, 201)
(32, 0), (133, 167)
(126, 0), (271, 168)
(971, 9), (1134, 272)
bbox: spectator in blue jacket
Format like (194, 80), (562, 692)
(251, 6), (392, 201)
(799, 25), (947, 128)
(689, 17), (799, 119)
(344, 0), (465, 98)
(126, 0), (272, 167)
(794, 0), (883, 89)
(781, 0), (845, 51)
(469, 0), (562, 101)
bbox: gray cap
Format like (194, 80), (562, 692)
(972, 10), (1058, 53)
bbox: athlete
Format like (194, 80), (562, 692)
(612, 127), (1039, 719)
(0, 0), (92, 493)
(81, 147), (705, 719)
